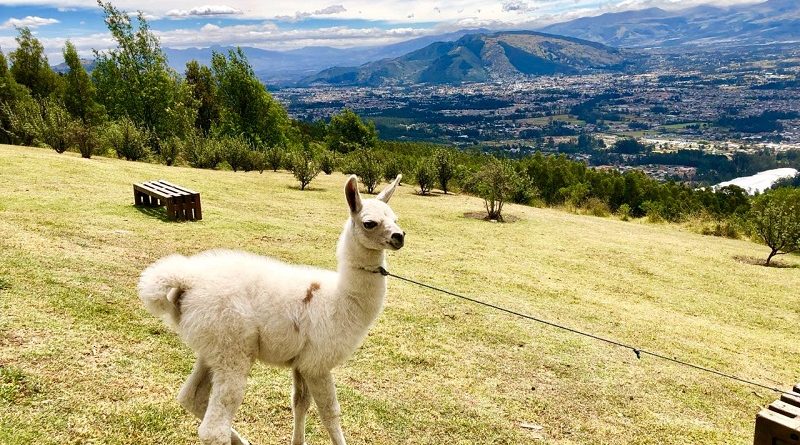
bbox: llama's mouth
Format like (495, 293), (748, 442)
(388, 239), (404, 250)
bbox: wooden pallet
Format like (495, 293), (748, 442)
(133, 180), (202, 221)
(754, 384), (800, 445)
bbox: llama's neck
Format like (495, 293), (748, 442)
(334, 219), (387, 322)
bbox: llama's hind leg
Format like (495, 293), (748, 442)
(291, 368), (312, 445)
(178, 359), (251, 445)
(198, 364), (250, 445)
(305, 371), (346, 445)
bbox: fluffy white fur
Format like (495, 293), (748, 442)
(138, 175), (404, 445)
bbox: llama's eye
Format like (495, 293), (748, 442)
(363, 221), (378, 229)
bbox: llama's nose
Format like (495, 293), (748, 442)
(390, 232), (405, 248)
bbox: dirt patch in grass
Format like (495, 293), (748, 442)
(463, 211), (521, 223)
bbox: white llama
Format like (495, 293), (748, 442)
(137, 174), (405, 445)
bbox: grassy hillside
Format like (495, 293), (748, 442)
(1, 144), (798, 445)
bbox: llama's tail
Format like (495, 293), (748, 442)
(138, 254), (192, 330)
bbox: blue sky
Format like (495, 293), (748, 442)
(0, 0), (758, 63)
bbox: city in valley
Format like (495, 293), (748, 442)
(275, 44), (800, 183)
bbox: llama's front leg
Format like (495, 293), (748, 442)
(291, 368), (312, 445)
(305, 371), (346, 445)
(198, 368), (249, 445)
(178, 359), (251, 445)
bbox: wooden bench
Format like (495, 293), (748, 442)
(754, 384), (800, 445)
(133, 180), (202, 221)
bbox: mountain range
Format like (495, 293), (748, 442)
(163, 29), (487, 84)
(49, 0), (800, 85)
(540, 0), (800, 48)
(300, 31), (632, 86)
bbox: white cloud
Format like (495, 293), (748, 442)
(166, 5), (242, 17)
(275, 4), (347, 21)
(1, 16), (60, 29)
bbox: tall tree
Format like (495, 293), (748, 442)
(185, 60), (219, 135)
(211, 47), (289, 147)
(9, 27), (61, 99)
(92, 1), (195, 142)
(62, 41), (104, 123)
(0, 49), (35, 144)
(326, 108), (377, 154)
(748, 188), (800, 265)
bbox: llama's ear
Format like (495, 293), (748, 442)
(345, 175), (362, 213)
(377, 174), (402, 203)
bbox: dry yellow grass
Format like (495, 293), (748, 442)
(0, 144), (798, 444)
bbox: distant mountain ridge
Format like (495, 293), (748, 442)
(163, 29), (488, 84)
(539, 0), (800, 48)
(300, 31), (633, 86)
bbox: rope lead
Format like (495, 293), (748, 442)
(376, 267), (787, 395)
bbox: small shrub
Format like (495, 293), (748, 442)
(183, 133), (222, 169)
(415, 160), (435, 195)
(433, 149), (455, 194)
(319, 150), (335, 175)
(265, 146), (284, 172)
(250, 150), (267, 173)
(584, 197), (611, 217)
(71, 121), (100, 159)
(289, 145), (321, 190)
(617, 203), (632, 221)
(473, 157), (521, 221)
(2, 95), (43, 146)
(39, 98), (75, 154)
(220, 135), (253, 172)
(348, 148), (382, 194)
(107, 117), (149, 161)
(383, 158), (402, 183)
(159, 137), (182, 166)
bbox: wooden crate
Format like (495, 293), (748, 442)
(754, 384), (800, 445)
(133, 180), (202, 221)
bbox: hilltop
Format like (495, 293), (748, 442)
(1, 144), (798, 444)
(301, 31), (634, 86)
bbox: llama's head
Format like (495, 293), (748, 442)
(344, 174), (405, 251)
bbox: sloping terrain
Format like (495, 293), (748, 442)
(1, 144), (798, 444)
(302, 31), (632, 86)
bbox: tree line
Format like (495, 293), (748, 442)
(0, 1), (797, 265)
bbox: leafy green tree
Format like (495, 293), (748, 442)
(473, 157), (522, 221)
(62, 41), (104, 124)
(185, 60), (219, 135)
(92, 2), (196, 144)
(319, 150), (336, 175)
(2, 94), (44, 146)
(326, 109), (377, 154)
(415, 160), (435, 195)
(289, 144), (321, 190)
(748, 188), (800, 265)
(221, 135), (253, 172)
(383, 158), (402, 183)
(71, 121), (100, 158)
(433, 149), (456, 194)
(347, 148), (382, 193)
(106, 117), (149, 161)
(0, 49), (34, 143)
(9, 27), (61, 99)
(212, 48), (289, 147)
(265, 146), (285, 171)
(183, 131), (222, 169)
(39, 98), (75, 153)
